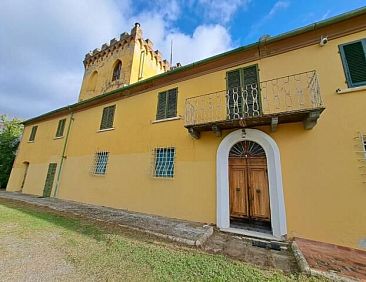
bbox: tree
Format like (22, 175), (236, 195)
(0, 115), (23, 188)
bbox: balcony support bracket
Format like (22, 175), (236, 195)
(304, 110), (321, 130)
(212, 125), (222, 137)
(271, 117), (279, 132)
(188, 128), (200, 139)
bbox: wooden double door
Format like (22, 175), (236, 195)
(229, 156), (270, 222)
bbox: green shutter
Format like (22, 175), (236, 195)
(156, 91), (168, 120)
(242, 65), (258, 87)
(43, 163), (57, 197)
(29, 126), (38, 141)
(227, 70), (242, 119)
(56, 119), (66, 137)
(340, 40), (366, 87)
(226, 65), (261, 119)
(243, 65), (259, 115)
(100, 105), (115, 130)
(227, 70), (241, 89)
(166, 88), (177, 118)
(156, 88), (178, 120)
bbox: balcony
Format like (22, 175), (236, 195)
(184, 70), (325, 139)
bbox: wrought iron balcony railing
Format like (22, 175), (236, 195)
(185, 70), (324, 138)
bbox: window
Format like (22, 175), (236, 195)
(100, 105), (116, 130)
(227, 65), (260, 118)
(362, 135), (366, 155)
(55, 119), (66, 137)
(153, 147), (176, 178)
(138, 51), (145, 79)
(156, 88), (178, 120)
(29, 126), (38, 142)
(88, 71), (98, 91)
(93, 151), (109, 175)
(339, 39), (366, 88)
(112, 60), (122, 81)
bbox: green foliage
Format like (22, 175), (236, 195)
(0, 115), (23, 188)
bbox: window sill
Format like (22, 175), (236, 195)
(27, 141), (35, 143)
(152, 116), (181, 124)
(97, 127), (115, 133)
(336, 85), (366, 94)
(152, 176), (175, 180)
(54, 136), (64, 140)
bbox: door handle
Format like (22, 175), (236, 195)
(236, 187), (240, 192)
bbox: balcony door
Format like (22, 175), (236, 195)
(227, 65), (261, 119)
(229, 141), (271, 231)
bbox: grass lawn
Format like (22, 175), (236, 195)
(0, 201), (325, 281)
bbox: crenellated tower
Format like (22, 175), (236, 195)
(78, 23), (170, 101)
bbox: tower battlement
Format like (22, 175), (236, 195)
(83, 23), (170, 71)
(79, 23), (170, 102)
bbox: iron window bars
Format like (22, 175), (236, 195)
(153, 147), (176, 178)
(93, 151), (109, 175)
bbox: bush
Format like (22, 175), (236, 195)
(0, 115), (23, 188)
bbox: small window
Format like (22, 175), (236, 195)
(29, 126), (38, 142)
(55, 119), (66, 137)
(362, 135), (366, 154)
(88, 71), (98, 91)
(100, 105), (116, 130)
(156, 88), (178, 120)
(112, 60), (122, 81)
(339, 39), (366, 88)
(93, 151), (109, 175)
(153, 147), (176, 178)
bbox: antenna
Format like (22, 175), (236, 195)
(170, 39), (173, 66)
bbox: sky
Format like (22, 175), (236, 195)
(0, 0), (365, 119)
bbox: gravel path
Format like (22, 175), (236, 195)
(0, 224), (87, 281)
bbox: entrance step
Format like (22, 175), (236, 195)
(202, 230), (298, 273)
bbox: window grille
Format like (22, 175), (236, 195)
(156, 88), (178, 120)
(100, 105), (116, 130)
(29, 125), (38, 142)
(55, 119), (66, 137)
(92, 151), (109, 175)
(153, 147), (176, 178)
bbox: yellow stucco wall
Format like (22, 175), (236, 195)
(79, 35), (166, 102)
(7, 30), (366, 250)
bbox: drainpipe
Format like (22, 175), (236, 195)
(53, 111), (74, 197)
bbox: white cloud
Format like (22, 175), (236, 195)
(0, 0), (235, 119)
(165, 25), (233, 65)
(268, 1), (290, 18)
(196, 0), (251, 24)
(246, 0), (290, 41)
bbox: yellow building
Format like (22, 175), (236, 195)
(7, 8), (366, 250)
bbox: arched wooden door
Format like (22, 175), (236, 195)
(229, 141), (271, 223)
